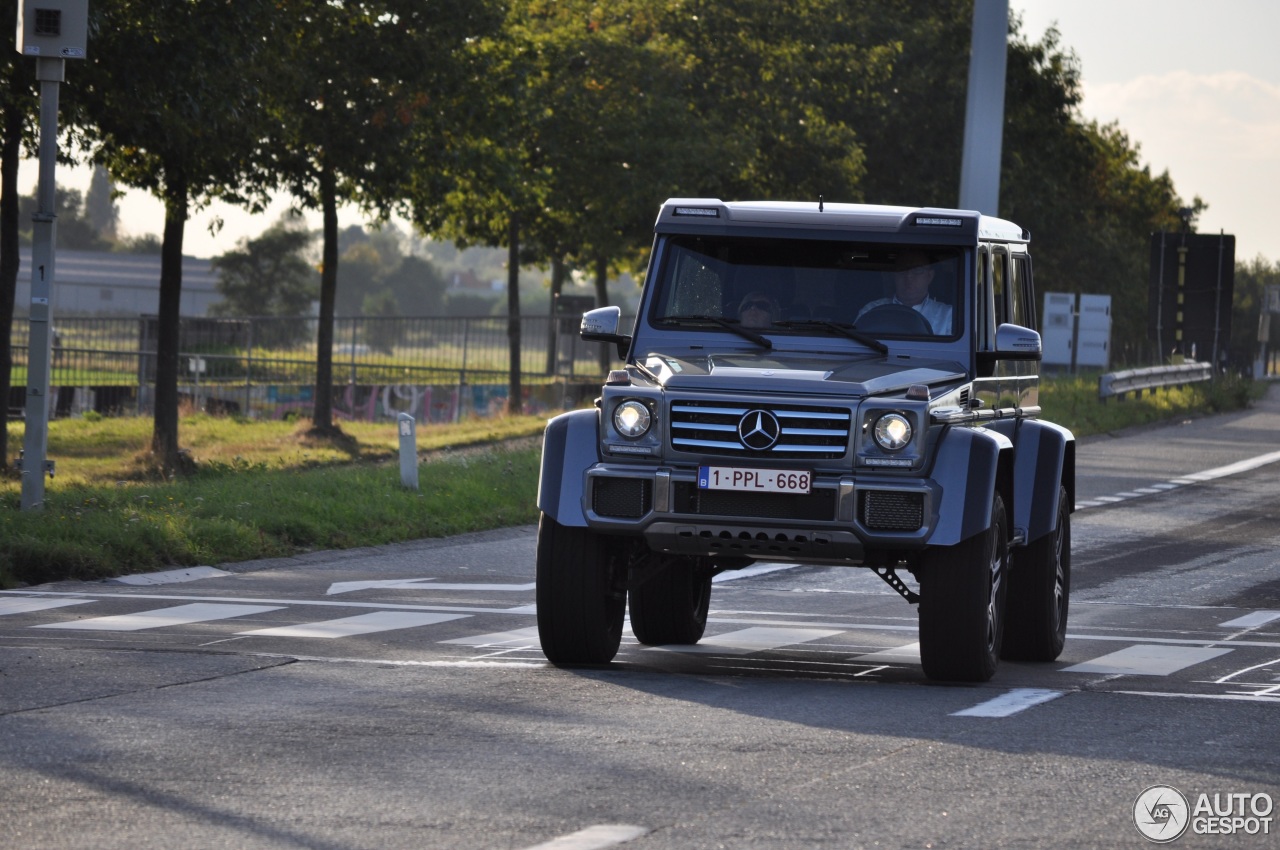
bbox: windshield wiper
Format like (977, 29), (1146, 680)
(774, 319), (889, 354)
(660, 315), (773, 350)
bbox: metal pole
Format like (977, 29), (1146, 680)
(1211, 231), (1224, 373)
(397, 412), (418, 490)
(19, 57), (65, 511)
(958, 0), (1009, 215)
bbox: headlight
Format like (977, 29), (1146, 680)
(613, 400), (652, 438)
(873, 413), (912, 451)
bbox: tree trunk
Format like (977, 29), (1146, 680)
(0, 109), (22, 471)
(311, 163), (340, 435)
(151, 176), (188, 474)
(506, 214), (522, 415)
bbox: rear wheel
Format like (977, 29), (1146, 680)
(919, 493), (1009, 682)
(629, 556), (713, 646)
(535, 514), (626, 665)
(1002, 485), (1070, 661)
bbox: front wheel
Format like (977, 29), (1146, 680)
(1002, 485), (1070, 661)
(629, 556), (713, 646)
(535, 514), (626, 665)
(918, 493), (1009, 682)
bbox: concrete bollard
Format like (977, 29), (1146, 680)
(398, 412), (419, 490)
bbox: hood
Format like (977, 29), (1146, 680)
(641, 350), (967, 397)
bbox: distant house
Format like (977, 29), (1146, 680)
(14, 248), (222, 317)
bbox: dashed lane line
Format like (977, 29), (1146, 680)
(1076, 448), (1280, 510)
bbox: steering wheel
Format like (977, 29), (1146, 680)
(854, 304), (933, 335)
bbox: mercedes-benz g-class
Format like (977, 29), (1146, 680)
(536, 198), (1074, 682)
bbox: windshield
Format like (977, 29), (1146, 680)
(650, 235), (964, 340)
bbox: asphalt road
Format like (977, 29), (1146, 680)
(2, 385), (1279, 850)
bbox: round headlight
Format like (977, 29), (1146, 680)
(613, 400), (652, 438)
(873, 413), (912, 451)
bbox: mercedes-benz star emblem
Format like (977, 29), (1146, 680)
(738, 409), (781, 451)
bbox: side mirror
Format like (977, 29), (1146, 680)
(994, 323), (1041, 360)
(581, 306), (631, 359)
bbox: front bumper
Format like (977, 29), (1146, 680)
(582, 463), (939, 564)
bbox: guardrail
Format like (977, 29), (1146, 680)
(1098, 361), (1213, 401)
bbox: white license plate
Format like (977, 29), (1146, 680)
(698, 466), (811, 494)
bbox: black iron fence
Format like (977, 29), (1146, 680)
(7, 314), (627, 421)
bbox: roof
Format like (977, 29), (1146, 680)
(655, 198), (1028, 244)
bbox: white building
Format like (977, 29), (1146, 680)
(14, 248), (221, 317)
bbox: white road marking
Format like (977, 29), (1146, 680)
(34, 603), (284, 631)
(951, 688), (1065, 717)
(645, 626), (843, 655)
(516, 824), (648, 850)
(1074, 449), (1280, 511)
(852, 642), (921, 664)
(0, 590), (527, 616)
(237, 612), (469, 638)
(1219, 611), (1280, 629)
(109, 566), (232, 585)
(0, 597), (93, 616)
(712, 563), (800, 583)
(1063, 645), (1233, 676)
(440, 626), (542, 648)
(326, 578), (534, 595)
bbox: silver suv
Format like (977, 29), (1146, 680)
(536, 198), (1074, 682)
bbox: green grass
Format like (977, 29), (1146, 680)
(0, 373), (1264, 588)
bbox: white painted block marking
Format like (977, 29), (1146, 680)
(712, 563), (800, 583)
(951, 688), (1065, 717)
(1063, 644), (1232, 676)
(0, 598), (93, 616)
(35, 603), (283, 631)
(1219, 611), (1280, 629)
(853, 642), (921, 664)
(441, 626), (541, 648)
(238, 611), (468, 638)
(109, 566), (232, 586)
(517, 824), (648, 850)
(327, 578), (534, 595)
(646, 626), (843, 655)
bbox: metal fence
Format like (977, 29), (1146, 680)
(7, 314), (623, 417)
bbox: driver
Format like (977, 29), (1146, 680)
(856, 251), (952, 334)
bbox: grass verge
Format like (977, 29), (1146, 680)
(0, 373), (1265, 587)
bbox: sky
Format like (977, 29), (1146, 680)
(18, 0), (1280, 263)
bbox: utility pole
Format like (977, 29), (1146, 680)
(958, 0), (1009, 216)
(15, 0), (88, 510)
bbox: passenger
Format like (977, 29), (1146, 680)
(856, 251), (952, 334)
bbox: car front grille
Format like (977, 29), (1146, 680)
(669, 400), (851, 459)
(672, 482), (837, 521)
(859, 490), (924, 531)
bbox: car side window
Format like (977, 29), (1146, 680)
(1010, 253), (1032, 330)
(991, 247), (1009, 328)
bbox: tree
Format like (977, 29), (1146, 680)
(71, 0), (279, 472)
(210, 220), (318, 346)
(264, 0), (504, 434)
(0, 12), (40, 471)
(1232, 257), (1280, 370)
(18, 187), (108, 250)
(84, 165), (118, 241)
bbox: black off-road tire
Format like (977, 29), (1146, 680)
(629, 557), (713, 646)
(919, 492), (1009, 682)
(535, 513), (626, 665)
(1002, 485), (1071, 662)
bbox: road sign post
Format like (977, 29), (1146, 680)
(15, 0), (88, 510)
